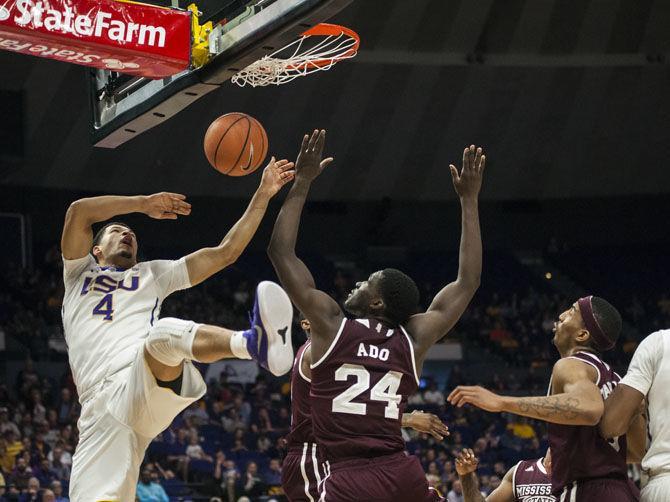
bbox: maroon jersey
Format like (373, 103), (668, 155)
(285, 340), (316, 447)
(512, 458), (555, 502)
(548, 351), (627, 495)
(310, 318), (419, 463)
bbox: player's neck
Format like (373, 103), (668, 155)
(564, 345), (598, 358)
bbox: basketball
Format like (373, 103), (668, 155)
(203, 112), (268, 176)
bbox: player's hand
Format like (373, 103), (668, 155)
(450, 145), (485, 200)
(294, 129), (334, 182)
(455, 448), (480, 476)
(447, 385), (505, 412)
(258, 157), (295, 197)
(142, 192), (192, 220)
(404, 410), (450, 441)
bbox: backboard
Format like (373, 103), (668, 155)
(89, 0), (353, 148)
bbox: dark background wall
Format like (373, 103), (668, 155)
(1, 0), (670, 202)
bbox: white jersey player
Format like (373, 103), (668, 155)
(62, 158), (296, 501)
(601, 329), (670, 501)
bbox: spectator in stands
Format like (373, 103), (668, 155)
(18, 476), (40, 502)
(186, 434), (213, 463)
(47, 446), (71, 480)
(42, 489), (56, 502)
(55, 389), (76, 426)
(33, 458), (57, 488)
(507, 416), (536, 441)
(424, 382), (446, 406)
(10, 457), (33, 491)
(0, 408), (20, 437)
(447, 479), (464, 502)
(136, 468), (169, 502)
(241, 461), (266, 498)
(264, 458), (282, 489)
(51, 480), (68, 502)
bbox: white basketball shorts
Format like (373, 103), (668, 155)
(69, 341), (206, 501)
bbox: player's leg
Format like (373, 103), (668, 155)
(641, 475), (670, 502)
(281, 444), (324, 502)
(145, 280), (294, 378)
(69, 377), (153, 502)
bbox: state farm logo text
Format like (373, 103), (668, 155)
(11, 0), (167, 47)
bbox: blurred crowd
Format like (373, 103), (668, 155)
(0, 246), (661, 501)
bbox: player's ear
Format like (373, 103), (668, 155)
(575, 328), (591, 345)
(92, 245), (102, 261)
(370, 297), (384, 311)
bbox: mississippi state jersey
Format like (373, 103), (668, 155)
(285, 340), (316, 447)
(310, 318), (419, 463)
(512, 458), (555, 502)
(62, 254), (190, 399)
(547, 351), (628, 495)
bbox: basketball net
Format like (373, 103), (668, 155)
(231, 23), (360, 88)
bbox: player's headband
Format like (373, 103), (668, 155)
(577, 296), (614, 351)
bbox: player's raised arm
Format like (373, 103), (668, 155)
(406, 145), (484, 361)
(184, 158), (294, 286)
(61, 193), (192, 259)
(448, 358), (604, 426)
(455, 449), (515, 502)
(267, 130), (343, 341)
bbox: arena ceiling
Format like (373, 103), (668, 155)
(1, 0), (669, 201)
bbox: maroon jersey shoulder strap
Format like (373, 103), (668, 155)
(398, 325), (421, 386)
(310, 317), (348, 370)
(297, 340), (312, 383)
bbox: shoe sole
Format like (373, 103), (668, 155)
(256, 281), (294, 376)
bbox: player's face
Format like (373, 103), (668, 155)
(552, 302), (587, 354)
(343, 271), (382, 316)
(94, 225), (138, 268)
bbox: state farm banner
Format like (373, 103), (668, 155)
(0, 0), (191, 78)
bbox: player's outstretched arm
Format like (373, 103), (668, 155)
(406, 145), (484, 363)
(600, 384), (645, 439)
(448, 358), (604, 426)
(185, 158), (294, 286)
(61, 193), (192, 259)
(401, 410), (450, 440)
(456, 449), (515, 502)
(600, 331), (658, 439)
(267, 130), (343, 341)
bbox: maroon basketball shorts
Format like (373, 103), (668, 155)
(282, 443), (326, 502)
(319, 451), (444, 502)
(558, 477), (640, 502)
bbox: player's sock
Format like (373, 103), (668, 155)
(230, 330), (253, 360)
(156, 372), (183, 395)
(145, 317), (201, 367)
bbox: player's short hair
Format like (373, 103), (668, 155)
(590, 296), (622, 349)
(91, 222), (132, 250)
(377, 268), (420, 326)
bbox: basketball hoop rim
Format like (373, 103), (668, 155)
(295, 22), (360, 69)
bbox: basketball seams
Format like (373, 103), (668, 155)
(213, 113), (247, 173)
(255, 116), (268, 169)
(227, 116), (252, 175)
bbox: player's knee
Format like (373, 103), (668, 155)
(145, 318), (199, 367)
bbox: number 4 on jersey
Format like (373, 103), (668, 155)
(332, 363), (403, 419)
(93, 294), (114, 321)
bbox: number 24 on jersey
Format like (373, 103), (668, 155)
(332, 363), (403, 419)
